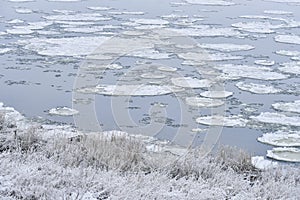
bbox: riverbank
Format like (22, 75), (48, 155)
(0, 102), (299, 199)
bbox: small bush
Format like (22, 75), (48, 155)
(49, 133), (152, 172)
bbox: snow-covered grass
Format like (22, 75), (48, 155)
(0, 111), (300, 199)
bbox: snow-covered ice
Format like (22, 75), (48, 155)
(272, 100), (300, 113)
(157, 66), (177, 72)
(131, 18), (169, 25)
(214, 64), (288, 80)
(267, 147), (300, 162)
(141, 73), (166, 79)
(258, 132), (300, 147)
(251, 112), (300, 126)
(198, 43), (254, 52)
(236, 82), (281, 94)
(171, 77), (212, 88)
(275, 35), (300, 45)
(185, 0), (235, 6)
(17, 36), (110, 57)
(185, 97), (224, 107)
(196, 115), (248, 127)
(15, 8), (33, 14)
(278, 62), (300, 75)
(128, 49), (171, 60)
(200, 91), (233, 98)
(49, 107), (79, 116)
(0, 48), (13, 55)
(77, 84), (181, 96)
(43, 13), (111, 22)
(264, 10), (293, 15)
(254, 59), (275, 66)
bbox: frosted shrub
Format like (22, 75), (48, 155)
(0, 111), (4, 131)
(49, 133), (151, 172)
(16, 126), (42, 152)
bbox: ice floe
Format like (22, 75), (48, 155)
(200, 91), (233, 98)
(17, 36), (110, 57)
(48, 0), (81, 2)
(264, 10), (293, 15)
(272, 100), (300, 113)
(198, 43), (254, 52)
(43, 13), (111, 22)
(276, 50), (300, 57)
(157, 66), (177, 72)
(214, 64), (288, 80)
(83, 63), (123, 70)
(196, 115), (248, 127)
(64, 26), (109, 33)
(87, 6), (112, 11)
(251, 112), (300, 126)
(77, 84), (182, 96)
(131, 18), (169, 25)
(128, 49), (171, 60)
(232, 21), (285, 34)
(251, 156), (278, 170)
(267, 147), (300, 162)
(168, 26), (245, 37)
(278, 62), (300, 75)
(235, 82), (281, 94)
(177, 52), (243, 62)
(171, 77), (212, 88)
(7, 19), (24, 24)
(254, 59), (275, 66)
(49, 107), (79, 116)
(9, 0), (34, 2)
(275, 35), (300, 45)
(0, 48), (13, 54)
(141, 73), (166, 79)
(185, 0), (235, 6)
(15, 8), (33, 14)
(258, 132), (300, 147)
(6, 27), (34, 35)
(265, 0), (300, 3)
(185, 97), (224, 107)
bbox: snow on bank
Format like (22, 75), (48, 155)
(251, 156), (278, 170)
(1, 102), (300, 199)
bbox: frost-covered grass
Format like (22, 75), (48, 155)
(0, 112), (300, 199)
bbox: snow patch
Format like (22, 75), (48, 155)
(251, 156), (278, 170)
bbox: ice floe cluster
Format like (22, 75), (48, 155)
(1, 0), (300, 167)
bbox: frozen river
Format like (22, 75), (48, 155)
(0, 0), (300, 163)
